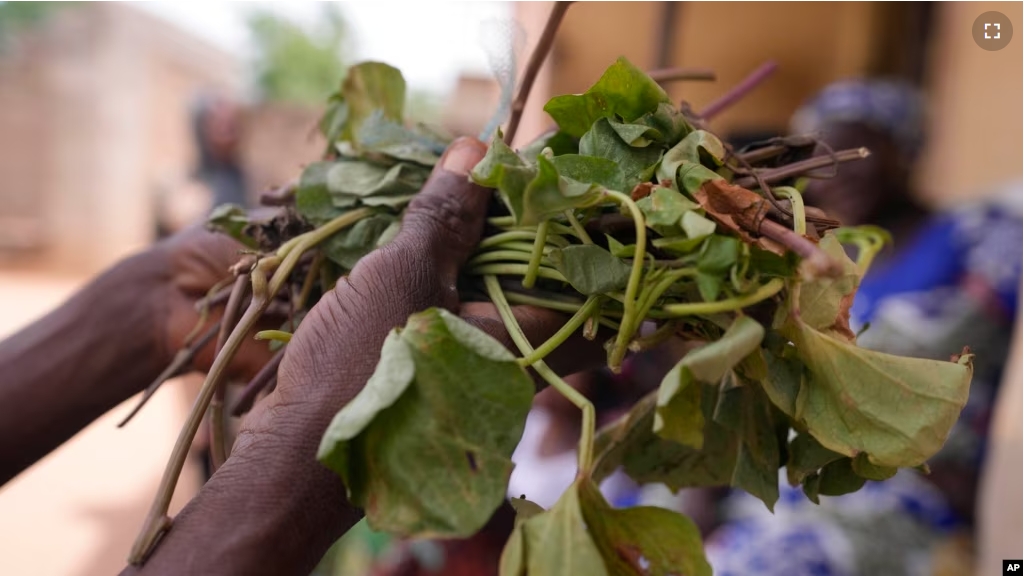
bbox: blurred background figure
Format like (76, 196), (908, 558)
(704, 79), (1022, 576)
(155, 95), (248, 237)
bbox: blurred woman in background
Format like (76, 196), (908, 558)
(706, 79), (1022, 576)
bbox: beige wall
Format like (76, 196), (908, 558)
(515, 2), (1021, 206)
(0, 4), (240, 274)
(916, 1), (1023, 204)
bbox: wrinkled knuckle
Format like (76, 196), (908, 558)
(407, 192), (472, 248)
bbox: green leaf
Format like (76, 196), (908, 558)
(516, 155), (605, 225)
(472, 135), (529, 187)
(578, 479), (712, 576)
(786, 432), (845, 486)
(550, 154), (625, 191)
(296, 161), (344, 225)
(327, 161), (428, 199)
(519, 130), (579, 161)
(656, 130), (727, 197)
(851, 453), (898, 481)
(711, 374), (785, 510)
(817, 458), (867, 497)
(695, 272), (722, 303)
(677, 162), (726, 196)
(592, 390), (738, 491)
(500, 523), (527, 576)
(657, 130), (725, 181)
(651, 235), (705, 255)
(515, 484), (609, 576)
(698, 235), (740, 273)
(655, 317), (765, 446)
(321, 213), (397, 269)
(319, 95), (348, 143)
(636, 102), (692, 146)
(780, 317), (973, 468)
(543, 56), (670, 138)
(548, 244), (632, 295)
(339, 62), (406, 144)
(356, 110), (447, 166)
(317, 309), (535, 538)
(608, 118), (661, 147)
(681, 210), (717, 240)
(509, 496), (545, 523)
(605, 234), (635, 258)
(635, 186), (699, 237)
(207, 204), (257, 249)
(579, 118), (663, 189)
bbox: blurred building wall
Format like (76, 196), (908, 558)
(513, 2), (1022, 205)
(917, 1), (1023, 204)
(240, 103), (326, 198)
(0, 4), (240, 273)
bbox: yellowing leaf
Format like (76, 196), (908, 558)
(781, 318), (973, 468)
(518, 484), (609, 576)
(340, 62), (406, 144)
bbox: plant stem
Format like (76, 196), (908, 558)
(773, 187), (806, 236)
(468, 263), (567, 283)
(604, 190), (647, 371)
(116, 321), (221, 428)
(479, 230), (569, 250)
(629, 320), (680, 352)
(209, 275), (250, 473)
(517, 295), (601, 366)
(648, 67), (717, 83)
(501, 291), (623, 329)
(484, 275), (595, 474)
(732, 148), (869, 189)
(699, 60), (778, 120)
(563, 210), (593, 244)
(469, 250), (549, 267)
(759, 219), (840, 278)
(661, 278), (784, 316)
(254, 330), (293, 343)
(504, 1), (574, 145)
(129, 208), (372, 565)
(296, 251), (324, 310)
(522, 220), (550, 288)
(129, 300), (267, 565)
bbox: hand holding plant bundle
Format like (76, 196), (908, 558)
(126, 6), (974, 574)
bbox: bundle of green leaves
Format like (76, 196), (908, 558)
(205, 58), (973, 575)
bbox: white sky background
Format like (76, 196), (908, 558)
(134, 1), (514, 97)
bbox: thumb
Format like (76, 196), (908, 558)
(391, 137), (490, 283)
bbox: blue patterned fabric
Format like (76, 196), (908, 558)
(704, 190), (1022, 575)
(790, 79), (926, 160)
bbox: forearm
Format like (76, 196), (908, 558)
(122, 422), (362, 576)
(0, 254), (167, 484)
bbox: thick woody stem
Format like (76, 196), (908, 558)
(504, 2), (574, 145)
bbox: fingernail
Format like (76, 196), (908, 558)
(439, 137), (487, 175)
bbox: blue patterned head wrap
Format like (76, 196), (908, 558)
(790, 79), (926, 160)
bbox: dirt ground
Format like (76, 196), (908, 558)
(0, 271), (202, 576)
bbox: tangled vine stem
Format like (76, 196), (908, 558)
(209, 275), (250, 473)
(699, 60), (778, 120)
(129, 208), (374, 565)
(503, 1), (574, 145)
(484, 275), (595, 474)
